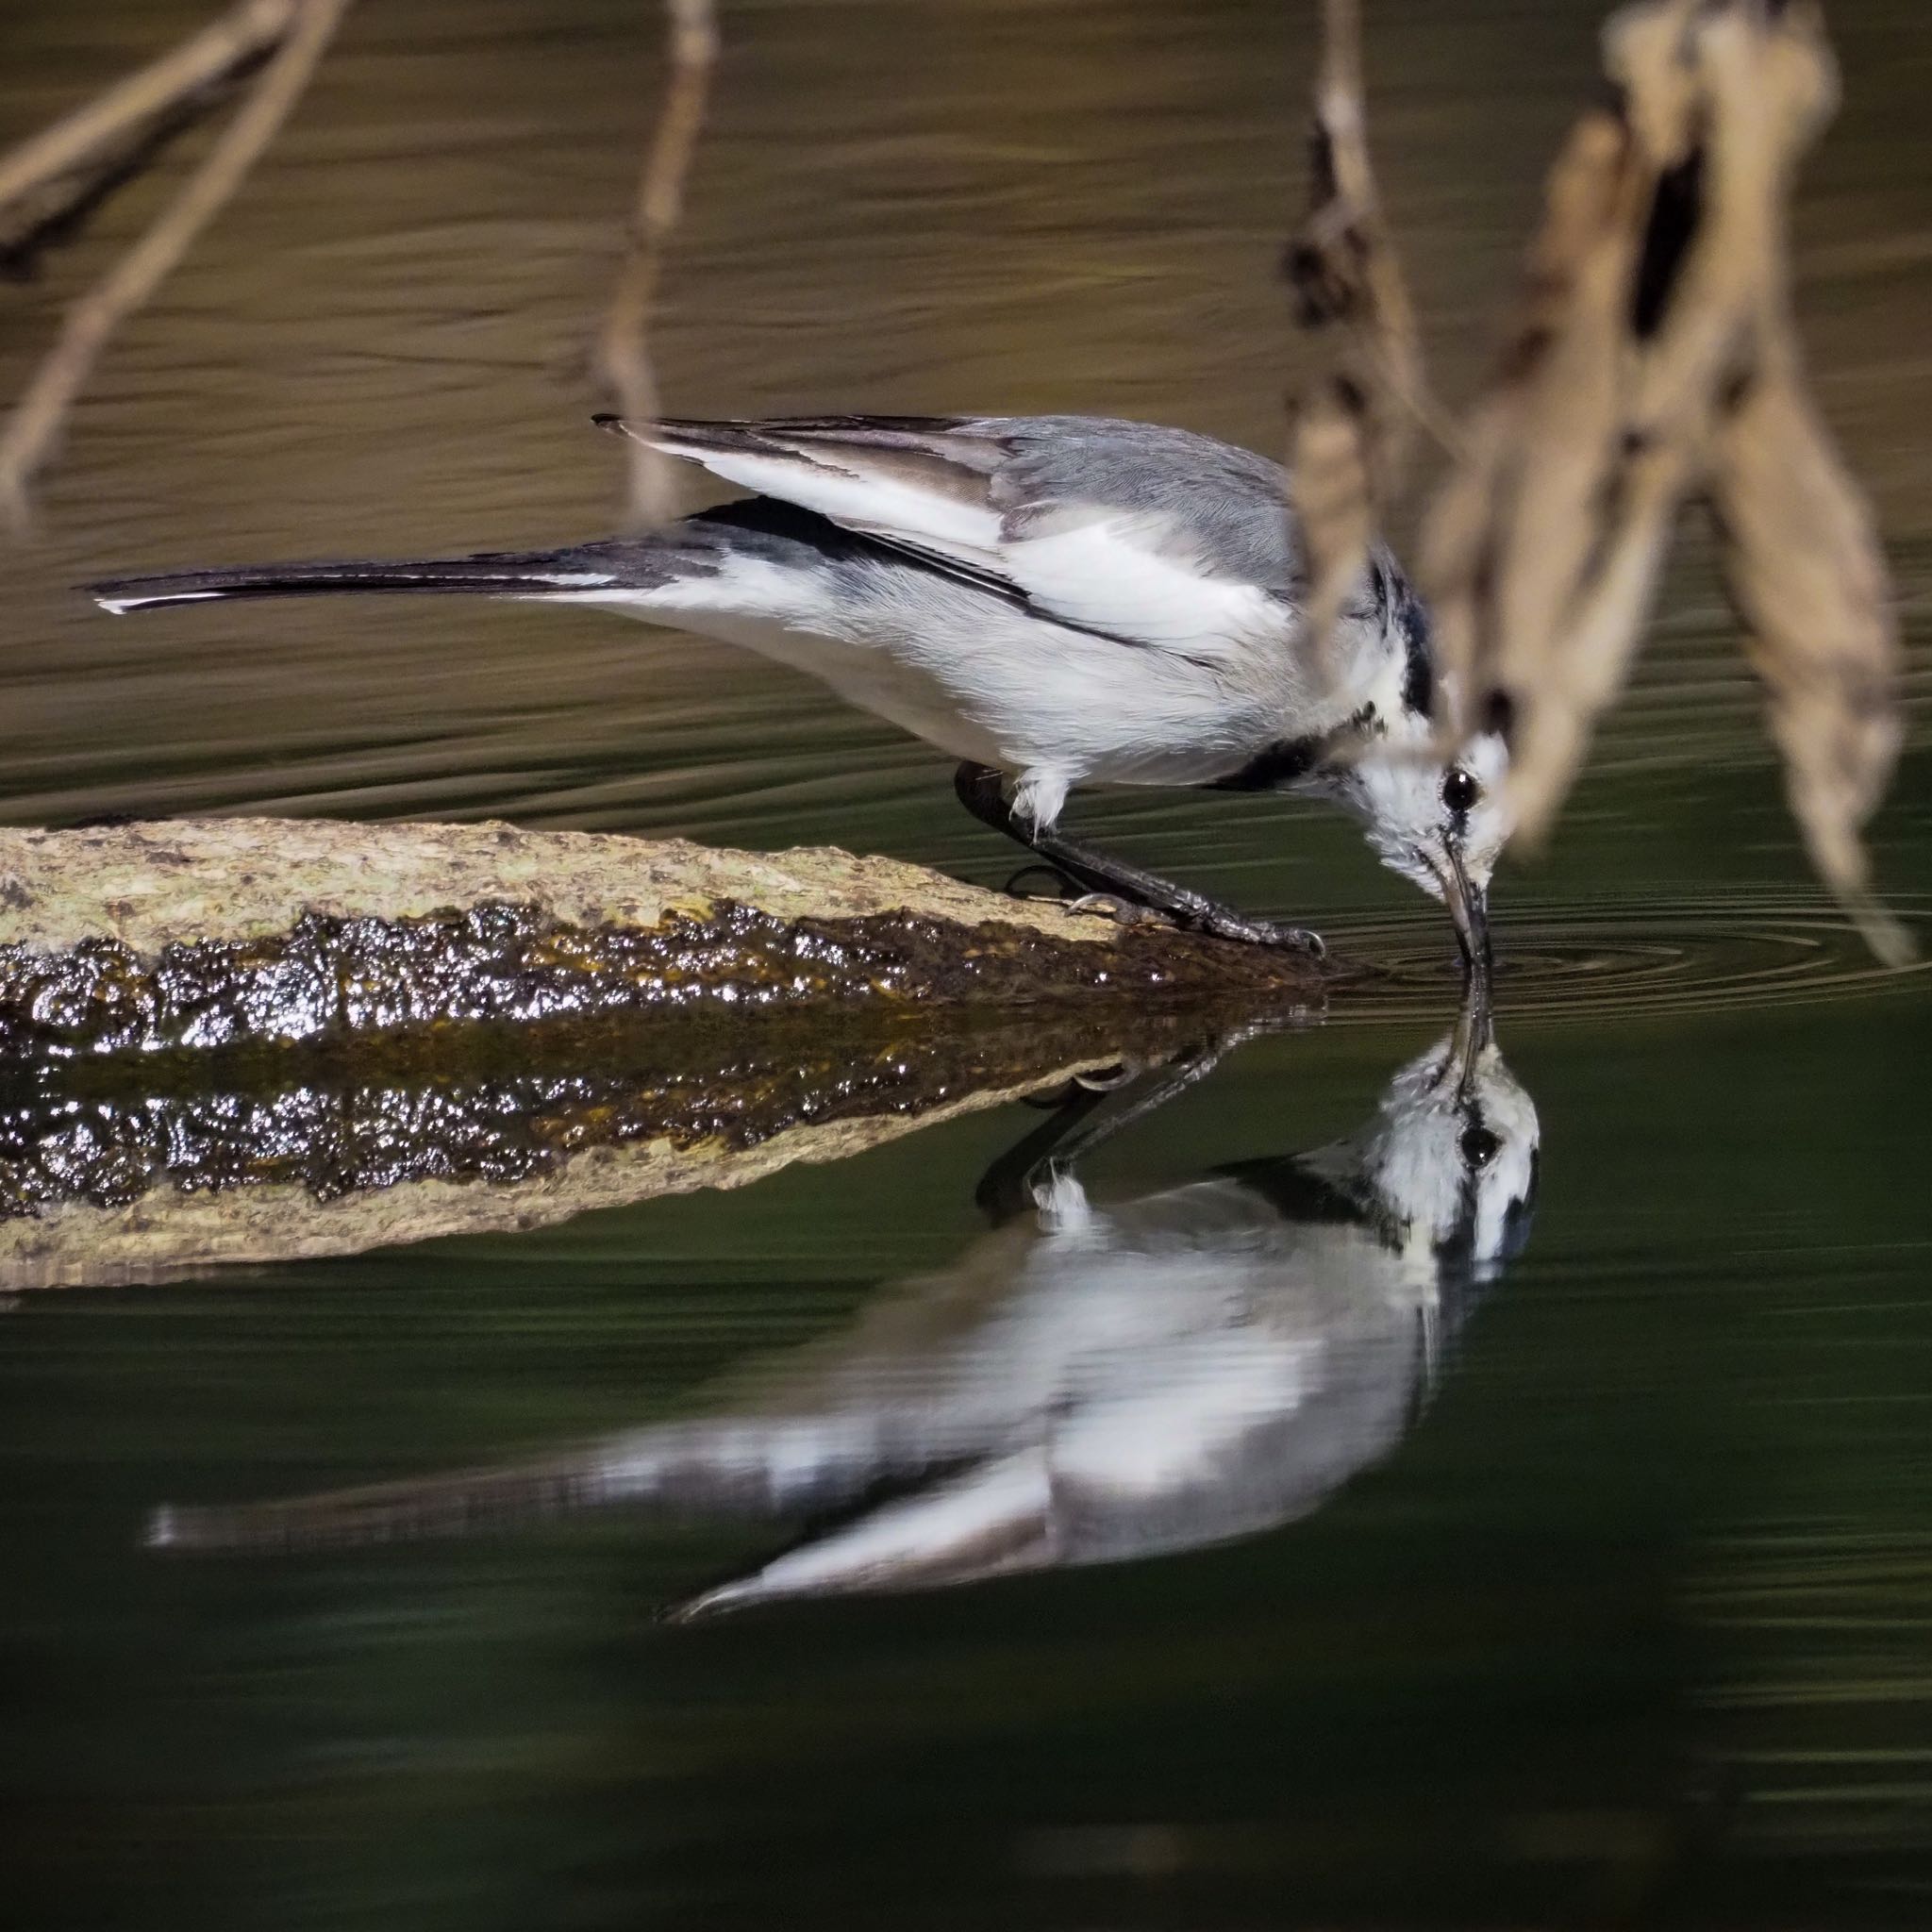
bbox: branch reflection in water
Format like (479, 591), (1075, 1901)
(146, 982), (1539, 1616)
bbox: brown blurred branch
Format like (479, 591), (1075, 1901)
(595, 0), (720, 529)
(1282, 0), (1448, 665)
(0, 0), (353, 531)
(0, 0), (298, 263)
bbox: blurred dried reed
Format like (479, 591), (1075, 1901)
(0, 0), (718, 538)
(1282, 0), (1441, 667)
(0, 0), (295, 275)
(1416, 0), (1907, 960)
(0, 0), (353, 532)
(594, 0), (719, 528)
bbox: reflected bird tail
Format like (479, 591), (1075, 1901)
(142, 1412), (898, 1556)
(142, 1442), (668, 1554)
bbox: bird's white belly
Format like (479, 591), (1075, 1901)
(590, 558), (1282, 788)
(653, 604), (1015, 767)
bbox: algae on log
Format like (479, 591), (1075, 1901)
(0, 818), (1332, 1059)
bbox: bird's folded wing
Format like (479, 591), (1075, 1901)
(669, 1448), (1058, 1619)
(618, 413), (1306, 660)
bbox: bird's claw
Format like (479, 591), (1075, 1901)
(1000, 863), (1321, 956)
(1064, 891), (1174, 931)
(1265, 923), (1326, 958)
(1191, 913), (1326, 957)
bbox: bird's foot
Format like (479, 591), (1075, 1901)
(997, 855), (1322, 956)
(1001, 867), (1175, 932)
(1183, 908), (1326, 957)
(1002, 861), (1083, 906)
(1065, 885), (1324, 955)
(1063, 891), (1175, 931)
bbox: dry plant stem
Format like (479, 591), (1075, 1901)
(1283, 0), (1437, 665)
(1420, 0), (1906, 958)
(3, 90), (251, 275)
(1701, 8), (1907, 965)
(1421, 8), (1698, 795)
(0, 0), (297, 222)
(1715, 343), (1908, 965)
(595, 0), (719, 529)
(0, 0), (354, 529)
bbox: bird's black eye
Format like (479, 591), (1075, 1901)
(1441, 767), (1480, 817)
(1460, 1124), (1500, 1168)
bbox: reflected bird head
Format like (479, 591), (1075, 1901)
(1341, 983), (1540, 1291)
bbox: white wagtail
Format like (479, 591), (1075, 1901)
(141, 984), (1540, 1602)
(90, 413), (1510, 962)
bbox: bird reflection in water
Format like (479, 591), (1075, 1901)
(147, 983), (1539, 1616)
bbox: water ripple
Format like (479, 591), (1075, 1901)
(1326, 892), (1932, 1024)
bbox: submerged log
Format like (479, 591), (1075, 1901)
(0, 817), (1332, 1060)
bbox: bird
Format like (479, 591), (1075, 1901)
(141, 982), (1540, 1615)
(88, 413), (1511, 963)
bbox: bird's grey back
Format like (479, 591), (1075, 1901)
(959, 414), (1308, 597)
(713, 411), (1313, 598)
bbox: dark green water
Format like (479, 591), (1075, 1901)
(4, 2), (1931, 1925)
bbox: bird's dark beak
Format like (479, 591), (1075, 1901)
(1451, 935), (1495, 1091)
(1440, 842), (1491, 986)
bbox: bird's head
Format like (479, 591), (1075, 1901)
(1340, 726), (1511, 972)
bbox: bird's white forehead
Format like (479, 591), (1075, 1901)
(1348, 727), (1511, 874)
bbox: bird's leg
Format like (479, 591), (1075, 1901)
(952, 762), (1324, 955)
(973, 1014), (1295, 1224)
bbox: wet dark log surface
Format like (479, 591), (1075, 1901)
(0, 1004), (1291, 1290)
(0, 818), (1334, 1060)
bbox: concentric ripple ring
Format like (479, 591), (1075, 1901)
(1321, 891), (1930, 1024)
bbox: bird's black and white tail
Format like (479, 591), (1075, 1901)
(85, 499), (865, 618)
(86, 533), (708, 616)
(88, 549), (644, 615)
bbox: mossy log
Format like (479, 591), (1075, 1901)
(0, 818), (1333, 1289)
(0, 818), (1331, 1060)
